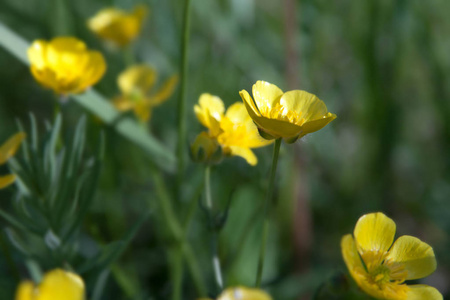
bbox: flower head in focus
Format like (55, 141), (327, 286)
(28, 37), (106, 95)
(194, 94), (272, 166)
(0, 132), (25, 189)
(341, 212), (443, 300)
(239, 81), (336, 143)
(198, 286), (272, 300)
(88, 4), (148, 47)
(16, 268), (85, 300)
(113, 64), (178, 122)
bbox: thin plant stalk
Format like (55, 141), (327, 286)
(255, 138), (282, 287)
(176, 0), (192, 193)
(204, 166), (224, 290)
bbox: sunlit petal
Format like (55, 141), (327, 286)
(407, 284), (443, 300)
(36, 269), (84, 300)
(0, 132), (26, 165)
(217, 286), (272, 300)
(354, 212), (396, 255)
(252, 80), (283, 111)
(15, 281), (34, 300)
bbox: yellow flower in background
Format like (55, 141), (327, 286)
(198, 286), (272, 300)
(341, 212), (442, 300)
(239, 81), (336, 143)
(15, 268), (85, 300)
(0, 132), (25, 189)
(194, 94), (272, 166)
(28, 37), (106, 95)
(113, 64), (178, 122)
(88, 4), (148, 47)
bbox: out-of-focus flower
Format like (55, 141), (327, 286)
(28, 37), (106, 95)
(113, 64), (178, 122)
(239, 80), (336, 143)
(15, 268), (85, 300)
(341, 212), (443, 300)
(0, 132), (25, 189)
(190, 132), (222, 164)
(88, 4), (148, 47)
(194, 94), (272, 166)
(197, 286), (272, 300)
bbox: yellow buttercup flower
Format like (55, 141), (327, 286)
(88, 4), (148, 47)
(15, 268), (85, 300)
(194, 94), (272, 166)
(198, 286), (272, 300)
(0, 132), (25, 189)
(239, 81), (336, 143)
(341, 212), (443, 300)
(113, 64), (178, 122)
(28, 37), (106, 95)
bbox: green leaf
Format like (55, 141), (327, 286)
(0, 22), (176, 172)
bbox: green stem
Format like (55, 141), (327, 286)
(204, 166), (224, 290)
(255, 138), (282, 287)
(176, 0), (193, 195)
(168, 246), (183, 300)
(148, 165), (207, 296)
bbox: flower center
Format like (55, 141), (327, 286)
(259, 103), (306, 126)
(361, 250), (408, 288)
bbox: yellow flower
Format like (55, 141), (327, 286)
(88, 4), (148, 47)
(113, 64), (178, 122)
(15, 268), (85, 300)
(198, 286), (272, 300)
(239, 81), (336, 143)
(0, 132), (25, 189)
(28, 37), (106, 95)
(194, 94), (272, 166)
(341, 212), (443, 300)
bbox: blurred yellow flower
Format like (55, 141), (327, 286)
(341, 212), (443, 300)
(28, 37), (106, 95)
(0, 132), (25, 189)
(239, 81), (336, 143)
(15, 268), (85, 300)
(194, 94), (272, 166)
(198, 286), (272, 300)
(113, 64), (178, 122)
(88, 4), (148, 47)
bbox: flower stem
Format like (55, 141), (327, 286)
(205, 166), (224, 290)
(255, 138), (282, 287)
(176, 0), (192, 195)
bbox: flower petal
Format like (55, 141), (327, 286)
(407, 284), (443, 300)
(251, 81), (283, 111)
(36, 269), (84, 300)
(298, 112), (337, 138)
(341, 234), (366, 283)
(227, 146), (257, 166)
(151, 74), (179, 105)
(194, 94), (224, 136)
(118, 65), (157, 95)
(354, 212), (396, 255)
(27, 40), (47, 69)
(279, 90), (329, 121)
(239, 89), (261, 117)
(15, 280), (34, 300)
(0, 174), (16, 189)
(252, 116), (304, 139)
(225, 102), (250, 123)
(386, 235), (437, 280)
(217, 286), (272, 300)
(0, 132), (26, 165)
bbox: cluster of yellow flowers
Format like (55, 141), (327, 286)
(16, 1), (443, 300)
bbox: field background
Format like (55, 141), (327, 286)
(0, 0), (449, 299)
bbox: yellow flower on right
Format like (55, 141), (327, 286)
(341, 212), (442, 300)
(239, 81), (336, 143)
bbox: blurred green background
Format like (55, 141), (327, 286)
(0, 0), (449, 299)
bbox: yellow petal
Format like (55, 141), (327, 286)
(341, 234), (366, 284)
(386, 235), (437, 280)
(225, 102), (251, 123)
(15, 280), (35, 300)
(353, 212), (396, 255)
(0, 174), (16, 189)
(113, 96), (135, 111)
(227, 146), (258, 166)
(36, 269), (84, 300)
(407, 285), (443, 300)
(118, 65), (157, 95)
(239, 89), (261, 118)
(80, 51), (106, 92)
(251, 80), (283, 111)
(279, 90), (329, 122)
(298, 113), (337, 138)
(194, 94), (224, 136)
(150, 74), (179, 105)
(0, 132), (26, 164)
(191, 132), (219, 162)
(27, 40), (48, 69)
(217, 286), (272, 300)
(134, 101), (152, 122)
